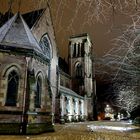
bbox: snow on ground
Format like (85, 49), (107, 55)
(87, 125), (136, 132)
(87, 121), (136, 132)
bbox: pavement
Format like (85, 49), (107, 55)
(0, 121), (139, 140)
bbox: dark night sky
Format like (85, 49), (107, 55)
(0, 0), (132, 59)
(1, 0), (140, 116)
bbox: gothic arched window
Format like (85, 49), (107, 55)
(35, 77), (42, 108)
(5, 70), (19, 106)
(39, 35), (51, 59)
(76, 63), (83, 78)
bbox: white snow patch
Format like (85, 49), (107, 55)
(87, 125), (135, 132)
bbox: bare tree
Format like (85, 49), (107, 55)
(95, 18), (140, 114)
(116, 86), (140, 117)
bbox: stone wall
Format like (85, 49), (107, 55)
(32, 5), (58, 116)
(0, 52), (26, 123)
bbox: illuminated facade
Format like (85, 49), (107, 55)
(0, 5), (96, 134)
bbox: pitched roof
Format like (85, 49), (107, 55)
(22, 9), (44, 29)
(60, 86), (84, 99)
(69, 33), (89, 39)
(0, 13), (43, 54)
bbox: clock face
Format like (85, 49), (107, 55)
(39, 36), (51, 59)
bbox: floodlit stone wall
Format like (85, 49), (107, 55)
(0, 52), (26, 123)
(32, 5), (58, 116)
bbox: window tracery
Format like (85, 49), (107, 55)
(39, 35), (51, 59)
(5, 70), (19, 106)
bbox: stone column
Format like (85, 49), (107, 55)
(75, 98), (78, 120)
(60, 95), (64, 116)
(81, 100), (84, 119)
(60, 95), (65, 123)
(70, 43), (74, 58)
(67, 97), (71, 121)
(76, 43), (78, 57)
(79, 43), (81, 57)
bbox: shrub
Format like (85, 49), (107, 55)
(26, 123), (54, 134)
(133, 117), (140, 126)
(103, 117), (111, 120)
(0, 123), (21, 134)
(64, 115), (70, 123)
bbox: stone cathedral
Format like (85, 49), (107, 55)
(0, 5), (96, 134)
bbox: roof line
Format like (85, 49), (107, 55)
(69, 33), (89, 39)
(60, 86), (84, 99)
(0, 13), (17, 42)
(31, 8), (46, 31)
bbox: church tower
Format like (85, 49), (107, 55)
(68, 33), (94, 96)
(68, 33), (95, 119)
